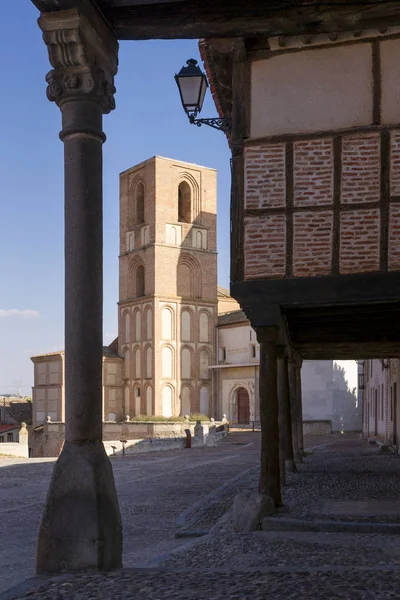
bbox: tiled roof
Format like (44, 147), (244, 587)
(217, 286), (231, 298)
(217, 310), (249, 327)
(6, 402), (33, 426)
(31, 350), (64, 359)
(31, 344), (121, 361)
(103, 344), (121, 359)
(0, 423), (19, 434)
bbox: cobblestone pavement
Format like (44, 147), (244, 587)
(0, 432), (263, 595)
(6, 433), (398, 600)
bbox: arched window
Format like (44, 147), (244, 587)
(181, 348), (191, 379)
(199, 312), (209, 342)
(196, 230), (202, 249)
(181, 386), (191, 416)
(178, 181), (191, 223)
(200, 349), (210, 379)
(135, 348), (141, 378)
(200, 386), (210, 416)
(177, 262), (191, 298)
(145, 308), (152, 340)
(135, 310), (141, 341)
(146, 346), (152, 379)
(181, 310), (191, 341)
(162, 308), (173, 340)
(136, 265), (145, 297)
(124, 350), (130, 380)
(136, 182), (145, 224)
(170, 226), (177, 246)
(162, 346), (173, 379)
(162, 386), (173, 417)
(134, 385), (141, 416)
(124, 386), (130, 415)
(124, 311), (130, 344)
(107, 412), (116, 422)
(146, 385), (152, 415)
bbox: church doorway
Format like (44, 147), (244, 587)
(236, 387), (250, 424)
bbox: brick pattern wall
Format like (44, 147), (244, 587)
(390, 131), (400, 196)
(341, 134), (381, 204)
(244, 214), (286, 278)
(339, 209), (380, 274)
(294, 139), (333, 207)
(293, 211), (333, 277)
(245, 144), (286, 209)
(244, 129), (400, 281)
(389, 204), (400, 270)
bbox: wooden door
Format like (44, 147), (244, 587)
(237, 387), (250, 424)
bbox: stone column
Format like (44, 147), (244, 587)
(256, 327), (282, 507)
(36, 8), (122, 573)
(278, 350), (296, 485)
(288, 357), (301, 462)
(296, 359), (305, 458)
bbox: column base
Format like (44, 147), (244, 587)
(285, 459), (297, 473)
(36, 440), (122, 574)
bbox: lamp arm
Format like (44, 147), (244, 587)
(188, 114), (231, 135)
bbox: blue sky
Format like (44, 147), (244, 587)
(0, 2), (231, 395)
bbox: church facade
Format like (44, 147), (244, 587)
(32, 156), (218, 424)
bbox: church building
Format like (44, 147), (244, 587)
(32, 156), (218, 424)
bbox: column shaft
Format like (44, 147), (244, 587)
(278, 355), (296, 480)
(63, 100), (104, 442)
(289, 359), (301, 461)
(296, 363), (304, 457)
(258, 335), (282, 506)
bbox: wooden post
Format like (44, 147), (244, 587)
(289, 357), (302, 462)
(296, 359), (305, 458)
(257, 327), (282, 507)
(278, 350), (296, 481)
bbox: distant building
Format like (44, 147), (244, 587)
(0, 397), (32, 447)
(363, 359), (400, 445)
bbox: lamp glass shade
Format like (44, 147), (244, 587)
(175, 59), (208, 115)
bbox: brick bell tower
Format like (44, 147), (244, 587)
(118, 156), (217, 418)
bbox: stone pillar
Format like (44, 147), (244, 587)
(256, 327), (282, 507)
(296, 359), (305, 458)
(36, 8), (122, 574)
(277, 351), (296, 484)
(288, 357), (301, 462)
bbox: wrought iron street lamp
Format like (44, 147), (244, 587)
(175, 59), (231, 135)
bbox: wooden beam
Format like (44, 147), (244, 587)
(103, 0), (400, 40)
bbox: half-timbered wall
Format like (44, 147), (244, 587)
(244, 34), (400, 281)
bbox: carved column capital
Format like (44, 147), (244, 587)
(38, 8), (118, 114)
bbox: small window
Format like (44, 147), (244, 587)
(136, 265), (145, 297)
(136, 387), (141, 397)
(178, 181), (191, 223)
(251, 345), (256, 359)
(0, 435), (3, 443)
(7, 433), (13, 442)
(219, 347), (226, 362)
(136, 183), (145, 224)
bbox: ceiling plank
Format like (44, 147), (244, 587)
(101, 0), (400, 40)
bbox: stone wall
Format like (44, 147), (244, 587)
(303, 420), (332, 436)
(31, 420), (225, 458)
(0, 424), (29, 458)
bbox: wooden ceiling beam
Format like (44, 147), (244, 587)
(102, 0), (400, 40)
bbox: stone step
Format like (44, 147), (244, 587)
(262, 516), (400, 534)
